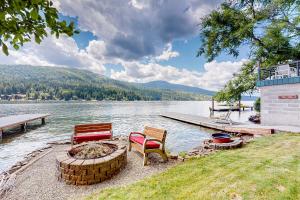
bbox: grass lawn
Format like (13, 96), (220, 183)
(86, 133), (300, 200)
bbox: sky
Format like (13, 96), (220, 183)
(0, 0), (251, 91)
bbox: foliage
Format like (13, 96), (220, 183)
(86, 133), (300, 200)
(0, 65), (210, 101)
(199, 0), (300, 102)
(214, 60), (257, 102)
(0, 0), (78, 55)
(254, 97), (261, 112)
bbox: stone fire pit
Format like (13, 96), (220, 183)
(56, 141), (127, 185)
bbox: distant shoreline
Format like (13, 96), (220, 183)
(0, 99), (212, 104)
(0, 99), (255, 105)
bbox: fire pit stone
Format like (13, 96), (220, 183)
(56, 141), (127, 185)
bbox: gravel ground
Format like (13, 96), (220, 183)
(3, 143), (177, 200)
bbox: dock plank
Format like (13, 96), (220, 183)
(160, 112), (274, 135)
(0, 114), (49, 131)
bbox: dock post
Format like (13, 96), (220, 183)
(212, 97), (215, 112)
(41, 118), (46, 125)
(0, 129), (2, 142)
(21, 123), (27, 132)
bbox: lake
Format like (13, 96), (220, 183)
(0, 101), (255, 172)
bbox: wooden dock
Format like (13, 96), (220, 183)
(210, 106), (253, 112)
(160, 112), (274, 136)
(0, 114), (49, 141)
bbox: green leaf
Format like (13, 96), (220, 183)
(34, 34), (42, 44)
(13, 44), (19, 50)
(30, 8), (39, 20)
(2, 43), (9, 56)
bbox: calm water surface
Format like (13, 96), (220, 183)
(0, 101), (254, 172)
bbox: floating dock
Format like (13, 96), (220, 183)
(210, 106), (253, 112)
(0, 114), (49, 141)
(160, 112), (274, 136)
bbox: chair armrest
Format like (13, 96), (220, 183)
(129, 132), (146, 138)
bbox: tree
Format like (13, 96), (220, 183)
(0, 0), (78, 55)
(198, 0), (300, 102)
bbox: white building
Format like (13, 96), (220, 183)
(257, 61), (300, 126)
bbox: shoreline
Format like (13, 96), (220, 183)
(0, 134), (253, 199)
(1, 137), (178, 200)
(0, 99), (257, 104)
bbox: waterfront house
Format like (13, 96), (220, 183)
(257, 61), (300, 126)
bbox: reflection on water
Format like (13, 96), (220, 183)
(0, 101), (254, 172)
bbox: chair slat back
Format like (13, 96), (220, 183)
(143, 126), (167, 141)
(74, 123), (112, 135)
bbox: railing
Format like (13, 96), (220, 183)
(257, 61), (300, 87)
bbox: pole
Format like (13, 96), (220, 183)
(297, 61), (300, 76)
(257, 60), (261, 81)
(21, 123), (27, 132)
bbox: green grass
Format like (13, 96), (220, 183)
(86, 133), (300, 200)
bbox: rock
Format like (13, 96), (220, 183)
(47, 140), (70, 145)
(169, 153), (178, 160)
(178, 156), (185, 162)
(22, 161), (28, 165)
(188, 149), (199, 154)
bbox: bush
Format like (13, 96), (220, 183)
(254, 97), (260, 112)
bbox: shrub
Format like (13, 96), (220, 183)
(254, 97), (260, 112)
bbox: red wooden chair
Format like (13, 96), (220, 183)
(71, 123), (113, 145)
(128, 126), (168, 165)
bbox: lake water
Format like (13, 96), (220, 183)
(0, 101), (255, 172)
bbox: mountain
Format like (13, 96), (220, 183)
(142, 81), (258, 101)
(141, 80), (215, 96)
(0, 65), (211, 101)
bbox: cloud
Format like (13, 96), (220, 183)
(128, 0), (150, 10)
(111, 59), (247, 90)
(155, 43), (179, 61)
(0, 35), (106, 74)
(56, 0), (221, 60)
(0, 0), (243, 91)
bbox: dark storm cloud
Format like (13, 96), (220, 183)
(58, 0), (221, 60)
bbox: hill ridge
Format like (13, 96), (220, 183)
(0, 65), (211, 101)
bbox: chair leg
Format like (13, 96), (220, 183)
(143, 153), (148, 166)
(128, 141), (132, 151)
(71, 135), (74, 147)
(160, 151), (168, 162)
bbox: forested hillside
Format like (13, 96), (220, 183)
(0, 65), (211, 101)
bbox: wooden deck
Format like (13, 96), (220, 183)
(0, 114), (49, 141)
(160, 112), (274, 136)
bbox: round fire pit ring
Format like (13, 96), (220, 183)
(56, 141), (127, 185)
(212, 133), (232, 143)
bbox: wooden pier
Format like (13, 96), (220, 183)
(160, 112), (274, 136)
(210, 106), (254, 112)
(0, 114), (49, 141)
